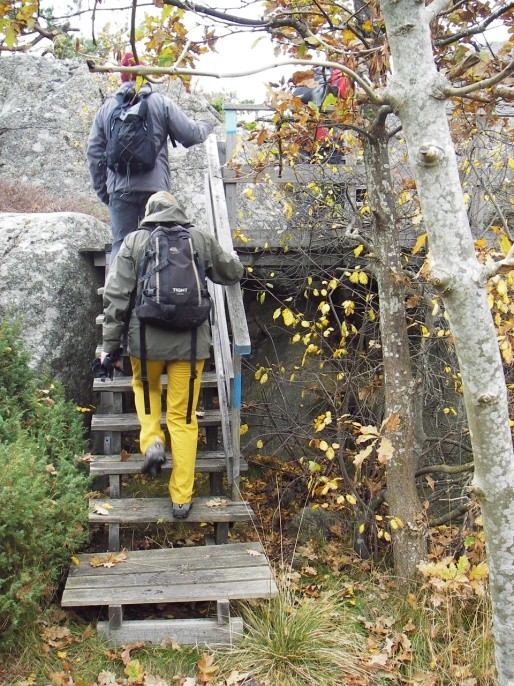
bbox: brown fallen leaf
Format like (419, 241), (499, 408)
(206, 497), (228, 507)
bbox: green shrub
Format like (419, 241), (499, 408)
(0, 317), (91, 646)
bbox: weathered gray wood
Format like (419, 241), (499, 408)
(96, 617), (244, 646)
(205, 137), (251, 356)
(70, 541), (268, 574)
(108, 524), (120, 553)
(89, 451), (247, 476)
(62, 542), (278, 607)
(88, 496), (254, 524)
(108, 605), (123, 630)
(93, 371), (217, 393)
(64, 578), (276, 606)
(91, 410), (222, 432)
(65, 564), (272, 592)
(214, 523), (229, 545)
(109, 474), (121, 498)
(217, 600), (230, 625)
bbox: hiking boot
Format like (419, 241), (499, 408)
(141, 439), (166, 478)
(172, 502), (193, 519)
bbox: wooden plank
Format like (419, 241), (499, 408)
(65, 564), (272, 591)
(63, 577), (277, 606)
(91, 410), (222, 432)
(93, 371), (217, 393)
(205, 137), (251, 356)
(70, 541), (268, 574)
(96, 617), (244, 646)
(89, 451), (247, 476)
(88, 496), (254, 524)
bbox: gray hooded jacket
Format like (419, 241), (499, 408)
(102, 193), (244, 360)
(87, 82), (213, 204)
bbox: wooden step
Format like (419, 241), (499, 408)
(62, 542), (277, 608)
(96, 617), (243, 647)
(93, 371), (218, 392)
(90, 451), (247, 476)
(89, 496), (254, 525)
(91, 409), (222, 432)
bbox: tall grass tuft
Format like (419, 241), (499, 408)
(217, 584), (367, 686)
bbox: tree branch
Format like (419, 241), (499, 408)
(434, 0), (514, 47)
(445, 58), (514, 97)
(425, 0), (452, 25)
(481, 244), (514, 280)
(87, 58), (383, 104)
(162, 0), (310, 36)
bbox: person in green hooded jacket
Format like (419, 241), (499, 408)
(100, 191), (244, 519)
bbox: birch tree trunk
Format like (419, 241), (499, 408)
(379, 1), (514, 681)
(363, 116), (427, 577)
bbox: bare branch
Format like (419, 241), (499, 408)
(434, 0), (514, 47)
(87, 57), (384, 104)
(494, 84), (514, 101)
(445, 58), (514, 97)
(162, 0), (310, 36)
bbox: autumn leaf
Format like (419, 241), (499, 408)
(45, 463), (57, 476)
(246, 548), (263, 557)
(353, 443), (374, 469)
(412, 232), (427, 255)
(377, 437), (394, 464)
(197, 653), (219, 682)
(120, 450), (131, 462)
(125, 659), (145, 684)
(121, 641), (146, 666)
(93, 502), (113, 516)
(206, 497), (228, 507)
(90, 549), (128, 568)
(381, 412), (400, 434)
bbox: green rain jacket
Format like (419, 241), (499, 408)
(102, 195), (244, 360)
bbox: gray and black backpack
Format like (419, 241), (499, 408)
(134, 225), (212, 422)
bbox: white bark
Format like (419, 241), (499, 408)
(379, 1), (514, 682)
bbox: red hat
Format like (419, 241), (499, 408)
(120, 52), (136, 82)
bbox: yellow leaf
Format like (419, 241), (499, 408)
(240, 424), (248, 435)
(260, 372), (268, 384)
(346, 494), (357, 505)
(273, 308), (281, 320)
(358, 271), (368, 285)
(509, 159), (514, 169)
(412, 233), (427, 255)
(256, 439), (264, 449)
(283, 308), (295, 326)
(354, 244), (364, 257)
(71, 556), (80, 566)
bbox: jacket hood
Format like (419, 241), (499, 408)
(139, 191), (191, 227)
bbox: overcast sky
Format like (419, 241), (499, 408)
(45, 0), (509, 102)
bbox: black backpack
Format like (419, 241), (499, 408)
(105, 88), (157, 174)
(135, 225), (212, 422)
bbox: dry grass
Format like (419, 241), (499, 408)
(0, 179), (108, 221)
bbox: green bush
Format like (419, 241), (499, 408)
(0, 318), (91, 645)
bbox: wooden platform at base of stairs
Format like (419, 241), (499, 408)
(62, 541), (278, 645)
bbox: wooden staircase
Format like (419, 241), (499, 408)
(61, 136), (278, 645)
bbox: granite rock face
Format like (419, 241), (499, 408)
(0, 54), (221, 227)
(0, 55), (221, 404)
(0, 212), (110, 406)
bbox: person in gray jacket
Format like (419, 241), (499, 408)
(87, 52), (213, 263)
(101, 192), (244, 519)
